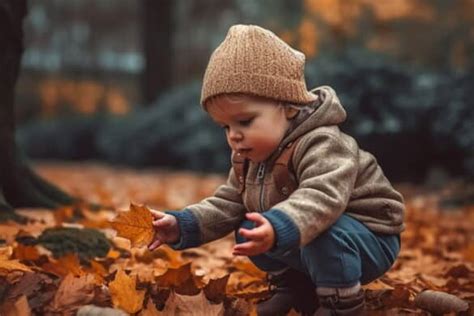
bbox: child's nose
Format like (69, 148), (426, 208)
(228, 129), (243, 142)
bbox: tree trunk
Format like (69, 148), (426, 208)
(141, 0), (174, 105)
(0, 0), (76, 219)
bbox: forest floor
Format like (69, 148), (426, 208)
(0, 162), (473, 315)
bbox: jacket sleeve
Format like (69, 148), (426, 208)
(262, 132), (358, 255)
(167, 168), (246, 249)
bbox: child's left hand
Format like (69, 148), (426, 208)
(233, 212), (275, 256)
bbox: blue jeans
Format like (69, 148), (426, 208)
(235, 214), (400, 288)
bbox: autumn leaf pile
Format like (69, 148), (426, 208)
(0, 162), (473, 315)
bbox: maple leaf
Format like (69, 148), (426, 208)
(109, 268), (146, 314)
(41, 254), (85, 277)
(46, 274), (96, 314)
(111, 203), (155, 247)
(160, 291), (224, 316)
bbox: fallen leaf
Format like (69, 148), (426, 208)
(1, 295), (31, 316)
(155, 263), (193, 288)
(0, 258), (32, 275)
(109, 268), (146, 314)
(204, 275), (230, 303)
(0, 246), (13, 259)
(41, 253), (85, 277)
(77, 305), (128, 316)
(46, 273), (96, 315)
(160, 291), (224, 316)
(13, 244), (40, 261)
(110, 204), (154, 247)
(414, 290), (469, 314)
(139, 299), (160, 316)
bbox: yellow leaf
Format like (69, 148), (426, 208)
(109, 268), (145, 314)
(0, 258), (32, 276)
(110, 204), (154, 247)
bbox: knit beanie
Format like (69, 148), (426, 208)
(201, 24), (317, 107)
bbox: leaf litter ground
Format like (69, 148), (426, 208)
(0, 162), (473, 315)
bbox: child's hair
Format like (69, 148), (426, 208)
(200, 24), (317, 108)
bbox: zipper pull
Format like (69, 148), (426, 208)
(257, 163), (266, 180)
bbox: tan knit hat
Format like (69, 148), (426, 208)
(201, 24), (317, 107)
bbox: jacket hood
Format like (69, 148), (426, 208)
(280, 85), (347, 148)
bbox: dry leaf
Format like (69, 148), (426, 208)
(13, 244), (40, 261)
(41, 253), (85, 277)
(155, 263), (193, 288)
(46, 273), (96, 315)
(160, 291), (224, 316)
(414, 290), (469, 314)
(109, 268), (146, 314)
(1, 295), (31, 316)
(204, 275), (230, 303)
(139, 299), (160, 316)
(77, 305), (128, 316)
(0, 258), (32, 275)
(111, 203), (154, 247)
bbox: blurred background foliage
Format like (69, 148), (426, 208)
(15, 0), (474, 183)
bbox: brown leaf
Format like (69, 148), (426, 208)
(109, 268), (146, 314)
(8, 274), (56, 314)
(110, 203), (154, 247)
(1, 295), (31, 316)
(414, 290), (469, 314)
(204, 275), (230, 303)
(13, 244), (40, 261)
(160, 291), (224, 316)
(46, 273), (96, 315)
(0, 258), (31, 275)
(77, 305), (128, 316)
(155, 263), (193, 288)
(139, 299), (160, 316)
(41, 254), (85, 277)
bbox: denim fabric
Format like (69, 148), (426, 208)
(235, 214), (400, 287)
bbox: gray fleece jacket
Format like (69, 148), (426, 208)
(168, 86), (405, 254)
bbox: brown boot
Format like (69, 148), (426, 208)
(257, 269), (318, 316)
(314, 289), (365, 316)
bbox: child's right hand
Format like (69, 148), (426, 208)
(148, 209), (180, 251)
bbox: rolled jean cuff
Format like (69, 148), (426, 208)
(165, 209), (201, 250)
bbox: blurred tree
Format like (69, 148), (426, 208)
(0, 0), (76, 219)
(141, 0), (174, 104)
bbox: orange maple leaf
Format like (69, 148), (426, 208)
(110, 203), (154, 247)
(109, 268), (145, 314)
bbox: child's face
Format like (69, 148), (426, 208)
(207, 95), (291, 163)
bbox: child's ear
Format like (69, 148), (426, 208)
(284, 106), (299, 119)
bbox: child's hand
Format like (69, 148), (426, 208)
(148, 209), (180, 251)
(233, 213), (275, 256)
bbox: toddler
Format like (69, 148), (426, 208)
(148, 24), (404, 316)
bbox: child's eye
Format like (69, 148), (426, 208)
(238, 118), (253, 126)
(221, 125), (229, 130)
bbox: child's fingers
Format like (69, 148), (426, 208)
(148, 238), (163, 251)
(245, 212), (266, 225)
(233, 242), (263, 256)
(233, 241), (257, 253)
(150, 209), (166, 220)
(152, 216), (173, 228)
(238, 227), (265, 241)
